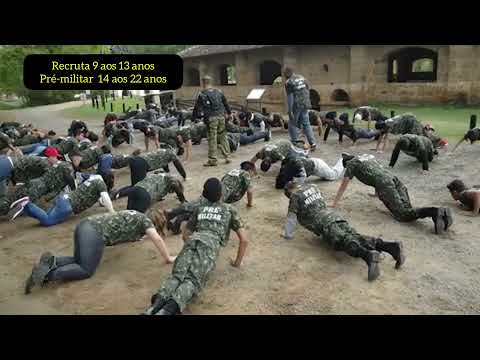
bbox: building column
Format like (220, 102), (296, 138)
(447, 45), (476, 104)
(349, 46), (369, 105)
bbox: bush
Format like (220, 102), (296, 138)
(21, 90), (77, 106)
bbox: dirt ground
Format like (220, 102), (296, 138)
(1, 105), (480, 315)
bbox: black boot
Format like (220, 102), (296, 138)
(432, 208), (446, 235)
(364, 251), (381, 281)
(155, 299), (180, 316)
(346, 243), (381, 281)
(442, 208), (453, 231)
(25, 252), (56, 295)
(375, 239), (405, 269)
(142, 293), (167, 315)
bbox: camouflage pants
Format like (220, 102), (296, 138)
(154, 237), (219, 311)
(317, 221), (378, 256)
(206, 116), (230, 163)
(377, 176), (418, 222)
(0, 179), (51, 215)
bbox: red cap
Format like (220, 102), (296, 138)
(439, 139), (448, 147)
(44, 146), (60, 158)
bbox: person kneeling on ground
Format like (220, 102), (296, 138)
(283, 181), (405, 281)
(143, 178), (248, 315)
(332, 154), (453, 234)
(24, 208), (175, 294)
(11, 173), (115, 226)
(447, 179), (480, 216)
(112, 172), (185, 213)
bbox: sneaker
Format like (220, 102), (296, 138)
(310, 144), (317, 152)
(109, 189), (120, 200)
(25, 252), (55, 295)
(10, 196), (30, 209)
(10, 197), (30, 221)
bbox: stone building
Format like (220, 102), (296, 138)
(176, 45), (480, 113)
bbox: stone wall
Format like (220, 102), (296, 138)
(176, 45), (480, 112)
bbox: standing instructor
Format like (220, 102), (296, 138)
(284, 67), (317, 151)
(192, 75), (232, 167)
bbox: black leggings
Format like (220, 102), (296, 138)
(129, 157), (149, 186)
(47, 220), (104, 282)
(126, 186), (152, 213)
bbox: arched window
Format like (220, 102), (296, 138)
(309, 89), (321, 110)
(387, 47), (438, 82)
(185, 68), (200, 86)
(331, 89), (350, 102)
(259, 60), (282, 85)
(219, 64), (236, 86)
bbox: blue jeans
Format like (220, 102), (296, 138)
(289, 109), (317, 146)
(23, 194), (73, 226)
(22, 144), (47, 156)
(239, 131), (266, 145)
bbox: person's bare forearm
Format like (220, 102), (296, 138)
(233, 229), (248, 267)
(147, 229), (173, 263)
(247, 190), (253, 207)
(333, 179), (349, 206)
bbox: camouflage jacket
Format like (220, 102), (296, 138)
(53, 137), (79, 155)
(221, 168), (252, 203)
(79, 146), (104, 169)
(11, 156), (49, 184)
(139, 148), (177, 171)
(285, 73), (311, 111)
(88, 210), (154, 246)
(68, 176), (107, 214)
(186, 201), (244, 249)
(256, 140), (293, 162)
(288, 184), (345, 235)
(344, 155), (396, 188)
(0, 131), (12, 150)
(388, 114), (424, 135)
(135, 173), (178, 202)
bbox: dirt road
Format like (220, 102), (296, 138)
(1, 109), (479, 314)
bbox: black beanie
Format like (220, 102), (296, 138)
(202, 178), (223, 202)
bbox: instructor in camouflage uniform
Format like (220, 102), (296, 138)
(332, 154), (453, 234)
(283, 181), (405, 281)
(192, 75), (232, 167)
(144, 178), (248, 315)
(25, 208), (175, 294)
(389, 134), (436, 172)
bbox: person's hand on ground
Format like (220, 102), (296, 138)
(166, 256), (176, 264)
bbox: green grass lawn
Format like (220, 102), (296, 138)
(62, 96), (145, 121)
(0, 99), (25, 110)
(335, 104), (480, 141)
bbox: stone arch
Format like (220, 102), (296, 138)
(387, 47), (438, 82)
(185, 67), (200, 86)
(259, 60), (282, 85)
(331, 89), (350, 102)
(309, 89), (321, 110)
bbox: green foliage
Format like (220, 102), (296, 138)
(0, 45), (104, 106)
(117, 45), (193, 54)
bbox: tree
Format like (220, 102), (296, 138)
(0, 45), (103, 106)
